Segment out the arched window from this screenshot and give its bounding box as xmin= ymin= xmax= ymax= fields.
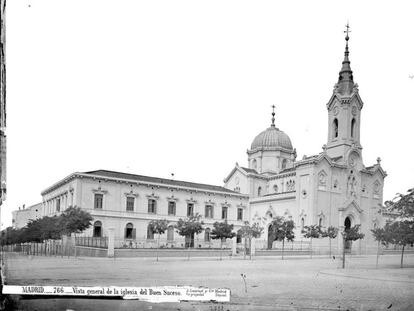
xmin=93 ymin=221 xmax=102 ymax=237
xmin=351 ymin=118 xmax=356 ymax=138
xmin=333 ymin=118 xmax=339 ymax=138
xmin=167 ymin=225 xmax=174 ymax=241
xmin=273 ymin=184 xmax=278 ymax=193
xmin=252 ymin=159 xmax=257 ymax=170
xmin=301 ymin=218 xmax=305 ymax=231
xmin=319 ymin=218 xmax=323 ymax=227
xmin=282 ymin=159 xmax=287 ymax=170
xmin=236 ymin=230 xmax=242 ymax=244
xmin=344 ymin=217 xmax=351 ymax=231
xmin=147 ymin=224 xmax=155 ymax=240
xmin=204 ymin=228 xmax=211 ymax=242
xmin=257 ymin=187 xmax=262 ymax=196
xmin=125 ymin=223 xmax=134 ymax=239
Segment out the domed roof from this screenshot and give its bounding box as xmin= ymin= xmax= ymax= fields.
xmin=250 ymin=126 xmax=293 ymax=151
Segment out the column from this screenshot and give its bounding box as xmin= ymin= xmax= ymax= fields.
xmin=251 ymin=238 xmax=256 ymax=256
xmin=232 ymin=236 xmax=237 ymax=256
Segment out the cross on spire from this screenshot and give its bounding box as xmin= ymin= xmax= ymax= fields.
xmin=344 ymin=22 xmax=351 ymax=40
xmin=271 ymin=105 xmax=276 ymax=127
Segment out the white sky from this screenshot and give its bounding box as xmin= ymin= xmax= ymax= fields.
xmin=2 ymin=0 xmax=414 ymax=228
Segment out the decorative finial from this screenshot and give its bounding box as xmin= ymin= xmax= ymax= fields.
xmin=376 ymin=157 xmax=381 ymax=165
xmin=344 ymin=22 xmax=351 ymax=41
xmin=271 ymin=105 xmax=276 ymax=127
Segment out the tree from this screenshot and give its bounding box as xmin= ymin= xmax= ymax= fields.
xmin=321 ymin=226 xmax=339 ymax=258
xmin=302 ymin=225 xmax=322 ymax=258
xmin=379 ymin=188 xmax=414 ymax=268
xmin=376 ymin=221 xmax=414 ymax=268
xmin=384 ymin=188 xmax=414 ymax=219
xmin=58 ymin=206 xmax=93 ymax=257
xmin=210 ymin=220 xmax=236 ymax=260
xmin=175 ymin=213 xmax=204 ymax=249
xmin=269 ymin=216 xmax=295 ymax=260
xmin=371 ymin=227 xmax=389 ymax=268
xmin=148 ymin=219 xmax=169 ymax=261
xmin=341 ymin=225 xmax=365 ymax=268
xmin=58 ymin=206 xmax=93 ymax=236
xmin=238 ymin=221 xmax=264 ymax=260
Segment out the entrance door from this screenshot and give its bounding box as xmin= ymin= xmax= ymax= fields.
xmin=344 ymin=217 xmax=352 ymax=253
xmin=267 ymin=225 xmax=274 ymax=249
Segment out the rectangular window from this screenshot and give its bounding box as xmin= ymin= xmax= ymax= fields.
xmin=237 ymin=208 xmax=243 ymax=221
xmin=168 ymin=201 xmax=176 ymax=216
xmin=205 ymin=205 xmax=213 ymax=218
xmin=148 ymin=199 xmax=157 ymax=214
xmin=56 ymin=198 xmax=61 ymax=212
xmin=222 ymin=206 xmax=228 ymax=219
xmin=94 ymin=194 xmax=103 ymax=209
xmin=126 ymin=197 xmax=134 ymax=211
xmin=187 ymin=203 xmax=194 ymax=217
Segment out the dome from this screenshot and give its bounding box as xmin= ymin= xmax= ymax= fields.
xmin=250 ymin=126 xmax=293 ymax=151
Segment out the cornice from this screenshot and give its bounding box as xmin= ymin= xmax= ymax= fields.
xmin=42 ymin=172 xmax=249 ymax=199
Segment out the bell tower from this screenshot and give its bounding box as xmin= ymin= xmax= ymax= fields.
xmin=326 ymin=24 xmax=364 ymax=161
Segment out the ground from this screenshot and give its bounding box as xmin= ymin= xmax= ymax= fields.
xmin=2 ymin=252 xmax=414 ymax=310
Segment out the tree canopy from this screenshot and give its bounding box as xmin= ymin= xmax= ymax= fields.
xmin=0 ymin=206 xmax=93 ymax=244
xmin=211 ymin=220 xmax=236 ymax=241
xmin=238 ymin=221 xmax=264 ymax=239
xmin=302 ymin=225 xmax=322 ymax=239
xmin=321 ymin=226 xmax=339 ymax=239
xmin=59 ymin=206 xmax=93 ymax=236
xmin=149 ymin=219 xmax=169 ymax=235
xmin=342 ymin=224 xmax=365 ymax=241
xmin=270 ymin=216 xmax=295 ymax=242
xmin=384 ymin=188 xmax=414 ymax=219
xmin=175 ymin=213 xmax=204 ymax=238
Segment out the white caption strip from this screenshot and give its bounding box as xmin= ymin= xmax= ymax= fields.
xmin=2 ymin=285 xmax=230 ymax=303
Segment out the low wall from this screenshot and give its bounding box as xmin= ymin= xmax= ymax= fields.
xmin=76 ymin=246 xmax=107 ymax=257
xmin=114 ymin=248 xmax=232 ymax=258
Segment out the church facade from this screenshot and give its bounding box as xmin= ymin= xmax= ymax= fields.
xmin=15 ymin=31 xmax=386 ymax=254
xmin=224 ymin=32 xmax=386 ymax=253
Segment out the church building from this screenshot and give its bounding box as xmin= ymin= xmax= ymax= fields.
xmin=16 ymin=29 xmax=386 ymax=254
xmin=224 ymin=29 xmax=386 ymax=252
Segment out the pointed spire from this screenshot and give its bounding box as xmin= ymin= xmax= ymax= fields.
xmin=271 ymin=105 xmax=276 ymax=127
xmin=337 ymin=22 xmax=354 ymax=95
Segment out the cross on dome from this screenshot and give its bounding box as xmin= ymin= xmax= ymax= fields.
xmin=271 ymin=105 xmax=276 ymax=127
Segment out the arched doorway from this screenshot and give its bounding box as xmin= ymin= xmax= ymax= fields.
xmin=93 ymin=221 xmax=102 ymax=237
xmin=344 ymin=217 xmax=352 ymax=252
xmin=267 ymin=224 xmax=274 ymax=249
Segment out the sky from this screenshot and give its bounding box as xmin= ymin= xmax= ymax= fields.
xmin=2 ymin=0 xmax=414 ymax=228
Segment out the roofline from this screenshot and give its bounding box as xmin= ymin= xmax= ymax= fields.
xmin=42 ymin=171 xmax=249 ymax=198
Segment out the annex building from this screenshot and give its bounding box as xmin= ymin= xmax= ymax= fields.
xmin=15 ymin=31 xmax=387 ymax=254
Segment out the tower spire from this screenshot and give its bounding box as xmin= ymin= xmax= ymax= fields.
xmin=271 ymin=105 xmax=276 ymax=127
xmin=337 ymin=22 xmax=354 ymax=95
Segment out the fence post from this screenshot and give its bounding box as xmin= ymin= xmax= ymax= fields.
xmin=107 ymin=228 xmax=115 ymax=258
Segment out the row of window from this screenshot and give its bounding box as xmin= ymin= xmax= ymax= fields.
xmin=92 ymin=220 xmax=223 ymax=242
xmin=332 ymin=117 xmax=357 ymax=139
xmin=94 ymin=194 xmax=244 ymax=220
xmin=257 ymin=180 xmax=296 ymax=197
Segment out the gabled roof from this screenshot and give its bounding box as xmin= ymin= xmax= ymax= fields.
xmin=42 ymin=169 xmax=245 ymax=196
xmin=83 ymin=170 xmax=240 ymax=194
xmin=241 ymin=167 xmax=258 ymax=174
xmin=223 ymin=164 xmax=260 ymax=184
xmin=361 ymin=164 xmax=387 ymax=178
xmin=295 ymin=152 xmax=347 ymax=170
